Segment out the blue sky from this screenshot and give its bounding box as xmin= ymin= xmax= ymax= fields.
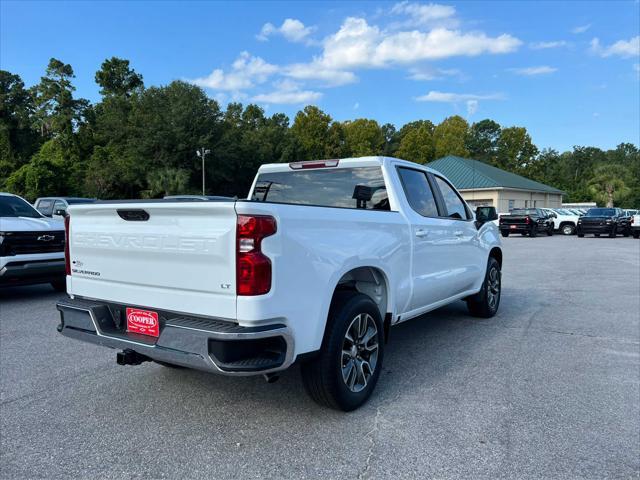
xmin=2 ymin=1 xmax=639 ymax=151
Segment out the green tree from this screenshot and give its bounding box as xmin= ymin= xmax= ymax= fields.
xmin=587 ymin=164 xmax=631 ymax=207
xmin=95 ymin=57 xmax=143 ymax=97
xmin=290 ymin=105 xmax=332 ymax=160
xmin=396 ymin=123 xmax=435 ymax=164
xmin=342 ymin=118 xmax=384 ymax=156
xmin=495 ymin=126 xmax=538 ymax=172
xmin=32 ymin=58 xmax=87 ymax=138
xmin=433 ymin=115 xmax=469 ymax=159
xmin=466 ymin=119 xmax=501 ymax=162
xmin=145 ymin=167 xmax=191 ymax=198
xmin=0 ymin=70 xmax=39 ymax=183
xmin=381 ymin=123 xmax=400 ymax=156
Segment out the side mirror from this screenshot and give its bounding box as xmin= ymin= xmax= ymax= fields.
xmin=475 ymin=206 xmax=498 ymax=228
xmin=54 ymin=209 xmax=67 ymax=217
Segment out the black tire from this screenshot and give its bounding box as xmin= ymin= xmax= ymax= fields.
xmin=501 ymin=231 xmax=509 ymax=237
xmin=623 ymin=230 xmax=630 ymax=237
xmin=595 ymin=234 xmax=600 ymax=237
xmin=608 ymin=227 xmax=616 ymax=238
xmin=633 ymin=231 xmax=639 ymax=239
xmin=466 ymin=257 xmax=501 ymax=318
xmin=301 ymin=292 xmax=384 ymax=411
xmin=561 ymin=223 xmax=575 ymax=235
xmin=154 ymin=360 xmax=186 ymax=369
xmin=529 ymin=226 xmax=537 ymax=238
xmin=547 ymin=225 xmax=553 ymax=236
xmin=50 ymin=279 xmax=66 ymax=292
xmin=577 ymin=233 xmax=585 ymax=238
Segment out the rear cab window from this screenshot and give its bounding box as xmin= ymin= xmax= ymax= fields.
xmin=396 ymin=167 xmax=439 ymax=217
xmin=251 ymin=166 xmax=390 ymax=211
xmin=432 ymin=175 xmax=471 ymax=220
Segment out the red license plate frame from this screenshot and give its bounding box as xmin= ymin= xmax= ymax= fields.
xmin=126 ymin=308 xmax=160 ymax=337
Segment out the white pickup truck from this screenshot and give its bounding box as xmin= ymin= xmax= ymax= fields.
xmin=57 ymin=157 xmax=503 ymax=411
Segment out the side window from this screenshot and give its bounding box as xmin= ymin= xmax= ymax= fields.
xmin=36 ymin=199 xmax=54 ymax=216
xmin=433 ymin=176 xmax=470 ymax=220
xmin=397 ymin=167 xmax=439 ymax=217
xmin=53 ymin=200 xmax=67 ymax=215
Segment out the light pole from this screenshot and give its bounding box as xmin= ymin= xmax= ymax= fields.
xmin=196 ymin=148 xmax=211 ymax=195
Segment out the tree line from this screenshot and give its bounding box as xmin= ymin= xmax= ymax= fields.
xmin=1 ymin=57 xmax=638 ymax=207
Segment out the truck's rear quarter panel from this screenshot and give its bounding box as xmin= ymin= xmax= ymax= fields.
xmin=235 ymin=200 xmax=411 ymax=355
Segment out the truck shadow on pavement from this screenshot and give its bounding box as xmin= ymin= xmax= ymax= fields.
xmin=147 ymin=299 xmax=499 ymax=417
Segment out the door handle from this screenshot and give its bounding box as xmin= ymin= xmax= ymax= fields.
xmin=415 ymin=229 xmax=429 ymax=238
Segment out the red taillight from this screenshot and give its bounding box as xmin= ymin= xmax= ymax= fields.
xmin=525 ymin=216 xmax=530 ymax=224
xmin=236 ymin=215 xmax=276 ymax=296
xmin=64 ymin=214 xmax=71 ymax=276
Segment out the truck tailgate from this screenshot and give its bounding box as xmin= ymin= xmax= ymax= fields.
xmin=67 ymin=201 xmax=237 ymax=319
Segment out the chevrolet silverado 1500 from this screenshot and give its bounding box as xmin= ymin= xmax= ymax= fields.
xmin=57 ymin=157 xmax=503 ymax=411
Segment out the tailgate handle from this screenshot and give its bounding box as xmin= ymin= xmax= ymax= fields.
xmin=117 ymin=209 xmax=150 ymax=221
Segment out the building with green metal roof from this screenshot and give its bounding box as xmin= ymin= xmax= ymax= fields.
xmin=428 ymin=155 xmax=564 ymax=213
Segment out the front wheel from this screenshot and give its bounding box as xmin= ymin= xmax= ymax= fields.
xmin=301 ymin=292 xmax=384 ymax=411
xmin=501 ymin=231 xmax=509 ymax=237
xmin=561 ymin=224 xmax=575 ymax=235
xmin=466 ymin=257 xmax=501 ymax=318
xmin=608 ymin=227 xmax=616 ymax=238
xmin=577 ymin=233 xmax=585 ymax=238
xmin=529 ymin=226 xmax=538 ymax=238
xmin=547 ymin=226 xmax=553 ymax=236
xmin=633 ymin=231 xmax=639 ymax=239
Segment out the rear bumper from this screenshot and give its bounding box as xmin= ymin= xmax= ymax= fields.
xmin=499 ymin=225 xmax=531 ymax=234
xmin=56 ymin=297 xmax=295 ymax=376
xmin=0 ymin=258 xmax=65 ymax=286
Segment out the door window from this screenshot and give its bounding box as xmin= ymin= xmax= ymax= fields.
xmin=53 ymin=200 xmax=67 ymax=215
xmin=433 ymin=176 xmax=470 ymax=220
xmin=397 ymin=168 xmax=439 ymax=217
xmin=36 ymin=199 xmax=54 ymax=216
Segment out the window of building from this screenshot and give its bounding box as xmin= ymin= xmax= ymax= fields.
xmin=508 ymin=200 xmax=515 ymax=211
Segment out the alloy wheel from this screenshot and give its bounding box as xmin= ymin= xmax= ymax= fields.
xmin=487 ymin=266 xmax=501 ymax=310
xmin=341 ymin=313 xmax=379 ymax=393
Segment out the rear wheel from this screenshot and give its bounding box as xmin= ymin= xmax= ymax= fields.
xmin=467 ymin=257 xmax=501 ymax=318
xmin=529 ymin=226 xmax=538 ymax=238
xmin=501 ymin=231 xmax=509 ymax=237
xmin=561 ymin=224 xmax=575 ymax=235
xmin=547 ymin=225 xmax=553 ymax=236
xmin=301 ymin=292 xmax=384 ymax=411
xmin=578 ymin=233 xmax=585 ymax=238
xmin=633 ymin=231 xmax=639 ymax=239
xmin=608 ymin=227 xmax=616 ymax=238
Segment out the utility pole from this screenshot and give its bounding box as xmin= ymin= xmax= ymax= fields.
xmin=196 ymin=148 xmax=211 ymax=195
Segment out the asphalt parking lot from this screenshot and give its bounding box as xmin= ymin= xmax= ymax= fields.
xmin=1 ymin=235 xmax=639 ymax=479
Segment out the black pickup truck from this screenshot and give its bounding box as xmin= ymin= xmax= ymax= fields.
xmin=499 ymin=208 xmax=554 ymax=237
xmin=577 ymin=207 xmax=627 ymax=237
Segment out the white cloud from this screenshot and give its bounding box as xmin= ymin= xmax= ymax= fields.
xmin=466 ymin=99 xmax=478 ymax=116
xmin=257 ymin=18 xmax=315 ymax=43
xmin=353 ymin=102 xmax=360 ymax=110
xmin=509 ymin=65 xmax=558 ymax=75
xmin=571 ymin=24 xmax=591 ymax=34
xmin=529 ymin=41 xmax=568 ymax=50
xmin=318 ymin=17 xmax=521 ymax=70
xmin=283 ymin=63 xmax=357 ymax=87
xmin=590 ymin=36 xmax=640 ymax=58
xmin=190 ymin=52 xmax=278 ymax=91
xmin=252 ymin=80 xmax=322 ymax=104
xmin=415 ymin=91 xmax=505 ymax=102
xmin=407 ymin=66 xmax=462 ymax=80
xmin=390 ymin=2 xmax=459 ymax=28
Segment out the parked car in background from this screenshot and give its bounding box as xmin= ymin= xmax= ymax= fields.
xmin=545 ymin=208 xmax=580 ymax=235
xmin=34 ymin=197 xmax=96 ymax=219
xmin=499 ymin=208 xmax=554 ymax=237
xmin=56 ymin=156 xmax=503 ymax=411
xmin=0 ymin=193 xmax=66 ymax=291
xmin=577 ymin=208 xmax=626 ymax=238
xmin=631 ymin=212 xmax=640 ymax=239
